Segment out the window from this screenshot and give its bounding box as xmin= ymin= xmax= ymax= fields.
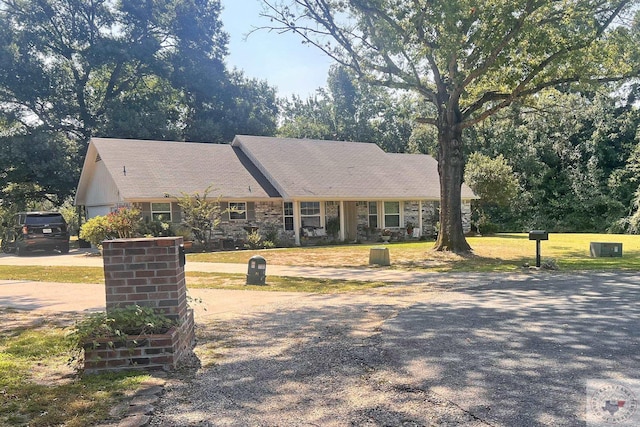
xmin=283 ymin=202 xmax=294 ymax=231
xmin=384 ymin=202 xmax=400 ymax=227
xmin=229 ymin=202 xmax=247 ymax=220
xmin=151 ymin=203 xmax=172 ymax=222
xmin=300 ymin=201 xmax=321 ymax=228
xmin=368 ymin=202 xmax=378 ymax=228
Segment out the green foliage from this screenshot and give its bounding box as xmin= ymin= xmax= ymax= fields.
xmin=0 ymin=132 xmax=81 ymax=208
xmin=259 ymin=222 xmax=281 ymax=246
xmin=278 ymin=65 xmax=417 ymax=152
xmin=244 ymin=230 xmax=263 ymax=249
xmin=466 ymin=90 xmax=640 ymax=232
xmin=139 ymin=220 xmax=174 ymax=238
xmin=262 ymin=240 xmax=276 ymax=249
xmin=0 ymin=0 xmax=277 ymax=210
xmin=106 ymin=207 xmax=142 ymax=239
xmin=59 ymin=198 xmax=82 ymax=236
xmin=263 ymin=0 xmax=640 ymax=251
xmin=326 ymin=216 xmax=341 ymax=238
xmin=465 ymin=153 xmax=518 ymax=207
xmin=79 ymin=215 xmax=112 ymax=248
xmin=613 ymin=187 xmax=640 ymax=234
xmin=171 ymin=185 xmax=223 ymax=250
xmin=79 ymin=207 xmax=143 ymax=246
xmin=68 ymin=305 xmax=177 ymax=365
xmin=465 ymin=152 xmax=519 ymax=233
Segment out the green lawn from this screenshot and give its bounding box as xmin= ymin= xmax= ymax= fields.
xmin=186 ymin=233 xmax=640 ymax=272
xmin=0 ymin=311 xmax=149 ymax=427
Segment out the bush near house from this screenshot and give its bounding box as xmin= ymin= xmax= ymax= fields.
xmin=79 ymin=207 xmax=143 ymax=247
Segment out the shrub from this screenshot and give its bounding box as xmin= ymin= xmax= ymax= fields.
xmin=107 ymin=207 xmax=142 ymax=238
xmin=79 ymin=215 xmax=112 ymax=247
xmin=245 ymin=230 xmax=263 ymax=249
xmin=262 ymin=240 xmax=276 ymax=249
xmin=79 ymin=207 xmax=143 ymax=247
xmin=260 ymin=222 xmax=281 ymax=246
xmin=139 ymin=220 xmax=174 ymax=237
xmin=171 ymin=185 xmax=223 ymax=250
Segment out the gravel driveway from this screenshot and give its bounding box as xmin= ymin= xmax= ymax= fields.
xmin=149 ymin=272 xmax=640 ymax=426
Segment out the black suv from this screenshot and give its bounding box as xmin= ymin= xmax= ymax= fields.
xmin=1 ymin=212 xmax=70 ymax=255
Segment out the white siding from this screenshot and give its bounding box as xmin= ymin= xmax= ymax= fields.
xmin=83 ymin=160 xmax=121 ymax=211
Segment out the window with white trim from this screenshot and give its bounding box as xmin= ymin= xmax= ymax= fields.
xmin=368 ymin=202 xmax=378 ymax=228
xmin=384 ymin=201 xmax=400 ymax=227
xmin=229 ymin=202 xmax=247 ymax=220
xmin=283 ymin=202 xmax=294 ymax=231
xmin=151 ymin=203 xmax=172 ymax=222
xmin=300 ymin=202 xmax=321 ymax=228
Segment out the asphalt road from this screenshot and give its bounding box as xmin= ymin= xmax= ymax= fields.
xmin=381 ymin=272 xmax=640 ymax=426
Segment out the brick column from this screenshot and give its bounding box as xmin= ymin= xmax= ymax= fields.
xmin=96 ymin=237 xmax=194 ymax=372
xmin=102 ymin=237 xmax=187 ymax=322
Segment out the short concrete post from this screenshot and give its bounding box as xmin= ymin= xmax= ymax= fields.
xmin=369 ymin=246 xmax=390 ymax=266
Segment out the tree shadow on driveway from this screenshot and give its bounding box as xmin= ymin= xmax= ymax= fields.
xmin=150 ymin=272 xmax=640 ymax=426
xmin=383 ymin=272 xmax=640 ymax=426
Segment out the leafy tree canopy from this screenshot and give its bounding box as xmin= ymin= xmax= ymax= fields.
xmin=261 ymin=0 xmax=640 ymax=251
xmin=0 ymin=0 xmax=277 ymax=208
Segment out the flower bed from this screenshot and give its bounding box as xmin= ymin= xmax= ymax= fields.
xmin=83 ymin=309 xmax=194 ymax=375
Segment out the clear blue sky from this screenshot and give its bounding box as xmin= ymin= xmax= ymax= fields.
xmin=220 ymin=0 xmax=333 ymax=99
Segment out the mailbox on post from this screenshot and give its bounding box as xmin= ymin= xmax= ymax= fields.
xmin=247 ymin=255 xmax=267 ymax=285
xmin=528 ymin=230 xmax=548 ymax=268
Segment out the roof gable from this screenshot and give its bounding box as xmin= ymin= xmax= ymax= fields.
xmin=76 ymin=138 xmax=280 ymax=202
xmin=233 ymin=135 xmax=476 ymax=200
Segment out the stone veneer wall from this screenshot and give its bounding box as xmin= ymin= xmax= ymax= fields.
xmin=217 ymin=201 xmax=294 ymax=245
xmin=85 ymin=237 xmax=194 ymax=374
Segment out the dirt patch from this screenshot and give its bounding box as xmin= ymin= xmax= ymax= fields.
xmin=0 ymin=308 xmax=80 ymax=385
xmin=0 ymin=308 xmax=79 ymax=334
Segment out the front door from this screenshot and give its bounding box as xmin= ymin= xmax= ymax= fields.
xmin=343 ymin=202 xmax=358 ymax=241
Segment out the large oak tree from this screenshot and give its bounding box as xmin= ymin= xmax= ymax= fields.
xmin=261 ymin=0 xmax=640 ymax=251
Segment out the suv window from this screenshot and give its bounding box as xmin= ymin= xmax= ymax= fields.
xmin=24 ymin=214 xmax=66 ymax=226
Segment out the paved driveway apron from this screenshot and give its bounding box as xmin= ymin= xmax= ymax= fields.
xmin=148 ymin=272 xmax=640 ymax=426
xmin=382 ymin=272 xmax=640 ymax=426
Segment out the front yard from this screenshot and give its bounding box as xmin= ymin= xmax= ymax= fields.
xmin=1 ymin=232 xmax=639 ymax=425
xmin=188 ymin=233 xmax=640 ymax=272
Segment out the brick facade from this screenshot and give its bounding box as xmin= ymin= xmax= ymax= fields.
xmin=129 ymin=200 xmax=471 ymax=247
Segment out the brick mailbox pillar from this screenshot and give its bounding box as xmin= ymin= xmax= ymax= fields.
xmin=86 ymin=237 xmax=195 ymax=374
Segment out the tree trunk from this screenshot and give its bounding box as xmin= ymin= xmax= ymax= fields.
xmin=434 ymin=114 xmax=472 ymax=252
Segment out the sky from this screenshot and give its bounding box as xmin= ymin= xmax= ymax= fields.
xmin=220 ymin=0 xmax=334 ymax=99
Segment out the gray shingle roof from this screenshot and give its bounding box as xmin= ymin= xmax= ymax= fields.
xmin=233 ymin=135 xmax=476 ymax=200
xmin=90 ymin=138 xmax=280 ymax=199
xmin=80 ymin=136 xmax=476 ymax=203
